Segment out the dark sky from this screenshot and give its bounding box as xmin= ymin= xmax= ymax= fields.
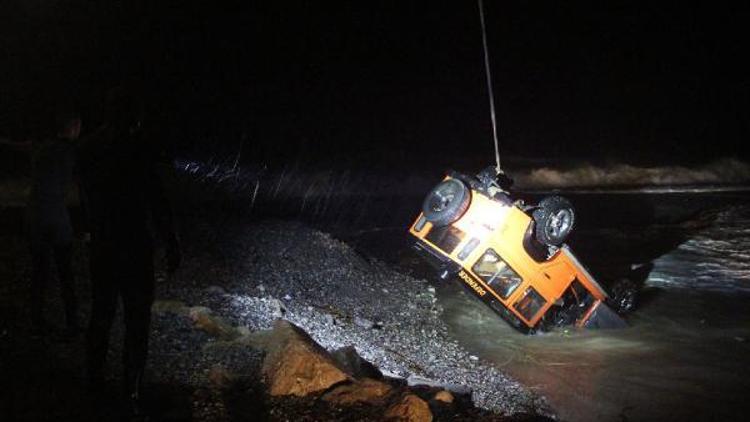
xmin=2 ymin=1 xmax=749 ymax=165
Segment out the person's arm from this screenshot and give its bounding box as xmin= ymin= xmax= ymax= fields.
xmin=0 ymin=136 xmax=32 ymax=153
xmin=147 ymin=159 xmax=181 ymax=273
xmin=73 ymin=161 xmax=91 ymax=241
xmin=71 ymin=123 xmax=109 ymax=149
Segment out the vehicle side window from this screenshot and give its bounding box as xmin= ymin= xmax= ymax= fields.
xmin=472 ymin=249 xmax=522 ymax=298
xmin=514 ymin=287 xmax=547 ymax=321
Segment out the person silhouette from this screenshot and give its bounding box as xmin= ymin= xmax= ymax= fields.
xmin=78 ymin=92 xmax=180 ymax=416
xmin=2 ymin=112 xmax=82 ymax=336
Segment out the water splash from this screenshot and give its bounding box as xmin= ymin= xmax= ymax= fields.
xmin=514 ymin=158 xmax=750 ymax=189
xmin=649 ymin=205 xmax=750 ymax=293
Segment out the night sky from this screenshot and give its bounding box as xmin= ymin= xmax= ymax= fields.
xmin=2 ymin=1 xmax=749 ymax=166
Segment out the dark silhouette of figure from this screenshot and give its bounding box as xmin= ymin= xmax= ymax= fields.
xmin=78 ymin=93 xmax=180 ymax=416
xmin=2 ymin=113 xmax=82 ymax=335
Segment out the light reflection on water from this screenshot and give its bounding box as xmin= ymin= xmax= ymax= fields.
xmin=440 ymin=283 xmax=750 ymax=421
xmin=439 ymin=205 xmax=750 ymax=421
xmin=344 ymin=197 xmax=750 ymax=421
xmin=649 ymin=205 xmax=750 ymax=293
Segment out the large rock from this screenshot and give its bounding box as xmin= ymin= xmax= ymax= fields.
xmin=432 ymin=390 xmax=454 ymax=404
xmin=407 ymin=375 xmax=472 ymax=397
xmin=207 ymin=365 xmax=235 ymax=390
xmin=188 ymin=306 xmax=240 ymax=340
xmin=152 ymin=300 xmax=188 ymax=315
xmin=322 ymin=378 xmax=393 ymax=405
xmin=385 ymin=393 xmax=433 ymax=422
xmin=331 ymin=345 xmax=383 ymax=380
xmin=261 ymin=320 xmax=351 ymax=396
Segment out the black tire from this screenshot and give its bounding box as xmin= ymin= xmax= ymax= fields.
xmin=608 ymin=279 xmax=637 ymax=314
xmin=422 ymin=179 xmax=471 ymax=227
xmin=532 ymin=196 xmax=575 ymax=246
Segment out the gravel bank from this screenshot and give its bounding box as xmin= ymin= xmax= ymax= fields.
xmin=0 ymin=213 xmax=554 ymax=420
xmin=164 ymin=217 xmax=554 ymax=417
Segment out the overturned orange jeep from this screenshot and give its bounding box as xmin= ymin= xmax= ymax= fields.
xmin=409 ymin=168 xmax=635 ymax=333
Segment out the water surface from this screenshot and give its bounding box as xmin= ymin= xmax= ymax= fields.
xmin=347 ymin=192 xmax=750 ymax=421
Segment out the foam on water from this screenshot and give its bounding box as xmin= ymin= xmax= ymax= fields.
xmin=648 ymin=205 xmax=750 ymax=293
xmin=514 ymin=158 xmax=750 ymax=189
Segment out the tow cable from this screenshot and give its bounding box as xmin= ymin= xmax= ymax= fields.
xmin=477 ymin=0 xmax=503 ymax=175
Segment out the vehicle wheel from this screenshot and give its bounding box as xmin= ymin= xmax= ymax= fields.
xmin=532 ymin=196 xmax=575 ymax=246
xmin=609 ymin=279 xmax=637 ymax=314
xmin=422 ymin=179 xmax=471 ymax=227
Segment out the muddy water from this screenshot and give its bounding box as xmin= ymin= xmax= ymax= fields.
xmin=344 ymin=192 xmax=750 ymax=421
xmin=439 ymin=281 xmax=750 ymax=421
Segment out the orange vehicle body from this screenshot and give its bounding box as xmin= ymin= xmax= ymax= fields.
xmin=409 ymin=174 xmax=617 ymax=332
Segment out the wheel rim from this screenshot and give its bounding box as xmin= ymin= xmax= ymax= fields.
xmin=545 ymin=209 xmax=572 ymax=239
xmin=429 ymin=184 xmax=458 ymax=212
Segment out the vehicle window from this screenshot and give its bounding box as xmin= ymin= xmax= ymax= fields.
xmin=425 ymin=225 xmax=465 ymax=254
xmin=514 ymin=287 xmax=547 ymax=322
xmin=472 ymin=249 xmax=522 ymax=298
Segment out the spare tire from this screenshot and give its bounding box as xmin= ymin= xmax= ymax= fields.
xmin=532 ymin=196 xmax=575 ymax=246
xmin=422 ymin=179 xmax=471 ymax=227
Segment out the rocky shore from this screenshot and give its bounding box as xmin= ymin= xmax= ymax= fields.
xmin=0 ymin=214 xmax=554 ymax=420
